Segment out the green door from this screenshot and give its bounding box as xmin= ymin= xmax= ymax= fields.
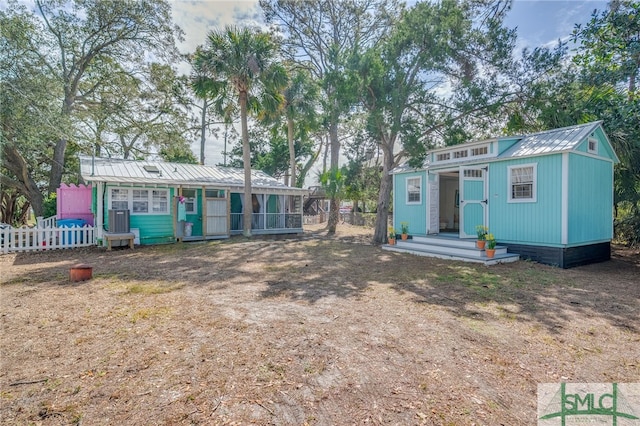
xmin=459 ymin=165 xmax=487 ymax=238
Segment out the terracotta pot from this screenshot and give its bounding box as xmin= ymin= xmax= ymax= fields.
xmin=485 ymin=248 xmax=496 ymax=258
xmin=476 ymin=240 xmax=486 ymax=249
xmin=388 ymin=238 xmax=396 ymax=245
xmin=401 ymin=233 xmax=408 ymax=241
xmin=70 ymin=264 xmax=93 ymax=282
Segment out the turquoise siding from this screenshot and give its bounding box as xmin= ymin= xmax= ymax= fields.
xmin=575 ymin=127 xmax=617 ymax=161
xmin=393 ymin=171 xmax=427 ymax=235
xmin=103 ymin=185 xmax=176 ymax=245
xmin=488 ymin=155 xmax=563 ymax=245
xmin=131 ymin=212 xmax=175 ymax=245
xmin=593 ymin=127 xmax=617 ymax=161
xmin=497 ymin=138 xmax=519 ymax=154
xmin=568 ymin=154 xmax=613 ymax=243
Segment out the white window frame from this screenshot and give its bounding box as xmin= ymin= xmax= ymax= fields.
xmin=471 ymin=146 xmax=489 ymax=156
xmin=132 ymin=189 xmax=149 ymax=213
xmin=587 ymin=137 xmax=598 ymax=154
xmin=182 ymin=189 xmax=198 ymax=214
xmin=151 ymin=190 xmax=168 ymax=213
xmin=109 ymin=187 xmax=170 ymax=215
xmin=110 ymin=188 xmax=129 ymax=210
xmin=507 ymin=164 xmax=537 ymax=203
xmin=453 ymin=150 xmax=468 ymax=159
xmin=406 ymin=176 xmax=422 ymax=204
xmin=436 ymin=152 xmax=450 ymax=162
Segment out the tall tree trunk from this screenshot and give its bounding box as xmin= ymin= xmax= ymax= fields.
xmin=373 ymin=144 xmax=394 ymax=244
xmin=327 ymin=119 xmax=340 ymax=234
xmin=287 ymin=116 xmax=296 ymax=187
xmin=322 ymin=134 xmax=329 ymax=173
xmin=298 ymin=138 xmax=323 ymax=188
xmin=48 ymin=97 xmax=74 ymax=194
xmin=48 ymin=138 xmax=67 ymax=194
xmin=200 ymin=98 xmax=207 ymax=165
xmin=240 ymin=91 xmax=252 ymax=237
xmin=2 ymin=144 xmax=45 ymax=217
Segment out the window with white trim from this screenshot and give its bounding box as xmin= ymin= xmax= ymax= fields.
xmin=133 ymin=189 xmax=149 ymax=213
xmin=471 ymin=146 xmax=488 ymax=156
xmin=463 ymin=169 xmax=483 ymax=178
xmin=508 ymin=164 xmax=537 ymax=202
xmin=406 ymin=177 xmax=421 ymax=204
xmin=109 ymin=188 xmax=169 ymax=214
xmin=454 ymin=150 xmax=468 ymax=159
xmin=182 ymin=189 xmax=197 ymax=214
xmin=436 ymin=152 xmax=450 ymax=161
xmin=152 ymin=190 xmax=168 ymax=213
xmin=111 ymin=188 xmax=129 ymax=210
xmin=587 ymin=137 xmax=598 ymax=154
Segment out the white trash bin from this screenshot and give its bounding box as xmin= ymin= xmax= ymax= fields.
xmin=184 ymin=222 xmax=193 ymax=237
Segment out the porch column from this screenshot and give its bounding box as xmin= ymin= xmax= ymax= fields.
xmin=96 ymin=181 xmax=104 ymax=240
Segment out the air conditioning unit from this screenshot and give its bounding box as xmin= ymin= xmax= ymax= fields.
xmin=108 ymin=209 xmax=130 ymax=233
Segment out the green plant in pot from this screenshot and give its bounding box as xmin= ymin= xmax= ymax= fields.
xmin=486 ymin=234 xmax=496 ymax=249
xmin=475 ymin=225 xmax=488 ymax=249
xmin=485 ymin=233 xmax=497 ymax=258
xmin=388 ymin=227 xmax=396 ymax=244
xmin=400 ymin=222 xmax=409 ymax=240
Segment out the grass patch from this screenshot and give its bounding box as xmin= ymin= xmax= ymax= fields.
xmin=0 ymin=276 xmax=31 ymax=285
xmin=125 ymin=282 xmax=183 ymax=295
xmin=1 ymin=274 xmax=58 ymax=286
xmin=131 ymin=306 xmax=171 ymax=323
xmin=506 ymin=267 xmax=558 ymax=287
xmin=435 ymin=265 xmax=502 ymax=297
xmin=263 ymin=264 xmax=290 ymax=272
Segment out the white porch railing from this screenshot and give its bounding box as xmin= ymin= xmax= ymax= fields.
xmin=1 ymin=223 xmax=97 ymax=254
xmin=230 ymin=213 xmax=302 ymax=232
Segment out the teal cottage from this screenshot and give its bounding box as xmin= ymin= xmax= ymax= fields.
xmin=79 ymin=156 xmax=307 ymax=247
xmin=388 ymin=121 xmax=619 ymax=268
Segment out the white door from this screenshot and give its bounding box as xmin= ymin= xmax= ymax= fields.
xmin=206 ymin=199 xmax=227 ymax=235
xmin=459 ymin=165 xmax=488 ymax=238
xmin=427 ymin=173 xmax=439 ymax=234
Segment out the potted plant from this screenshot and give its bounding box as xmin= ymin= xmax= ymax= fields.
xmin=400 ymin=222 xmax=409 ymax=240
xmin=475 ymin=225 xmax=488 ymax=249
xmin=485 ymin=233 xmax=496 ymax=258
xmin=388 ymin=227 xmax=396 ymax=245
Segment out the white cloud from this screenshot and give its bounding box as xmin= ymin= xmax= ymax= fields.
xmin=170 ymin=0 xmax=262 ymax=54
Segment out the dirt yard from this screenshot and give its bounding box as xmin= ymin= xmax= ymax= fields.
xmin=1 ymin=224 xmax=638 ymax=425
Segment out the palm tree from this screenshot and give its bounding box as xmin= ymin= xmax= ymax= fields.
xmin=192 ymin=27 xmax=286 ymax=236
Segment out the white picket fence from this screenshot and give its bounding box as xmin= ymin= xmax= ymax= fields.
xmin=1 ymin=217 xmax=97 ymax=254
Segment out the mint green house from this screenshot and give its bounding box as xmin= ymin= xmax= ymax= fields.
xmin=390 ymin=122 xmax=619 ymax=268
xmin=79 ymin=156 xmax=307 ymax=246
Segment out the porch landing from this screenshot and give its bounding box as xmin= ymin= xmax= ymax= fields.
xmin=382 ymin=235 xmax=520 ymax=265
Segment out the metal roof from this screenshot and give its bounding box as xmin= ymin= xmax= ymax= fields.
xmin=79 ymin=156 xmax=308 ymax=194
xmin=391 ymin=121 xmax=611 ymax=173
xmin=499 ymin=121 xmax=603 ymax=159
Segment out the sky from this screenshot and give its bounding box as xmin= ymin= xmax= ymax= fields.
xmin=2 ymin=0 xmax=608 ymax=170
xmin=170 ymin=0 xmax=607 ymax=55
xmin=169 ymin=0 xmax=608 ymax=168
